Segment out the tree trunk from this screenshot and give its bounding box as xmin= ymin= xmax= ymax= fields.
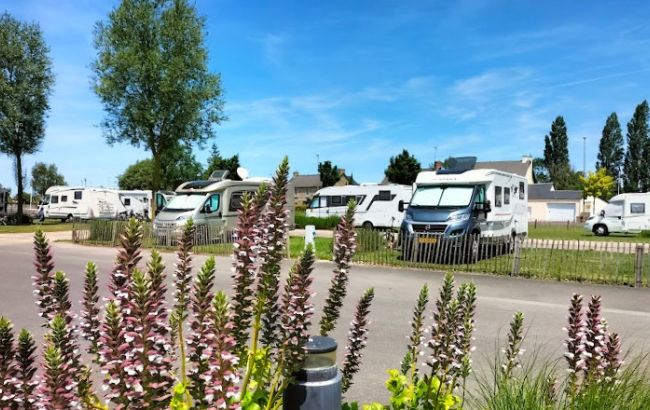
xmin=14 ymin=153 xmax=24 ymax=222
xmin=152 ymin=152 xmax=161 ymax=215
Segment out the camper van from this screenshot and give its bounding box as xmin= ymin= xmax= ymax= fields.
xmin=153 ymin=170 xmax=270 ymax=243
xmin=584 ymin=193 xmax=650 ymax=236
xmin=41 ymin=186 xmax=152 ymax=221
xmin=306 ymin=184 xmax=412 ymax=229
xmin=400 ymin=160 xmax=528 ymax=259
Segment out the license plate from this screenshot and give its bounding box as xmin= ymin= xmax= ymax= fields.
xmin=418 ymin=237 xmax=438 ymax=244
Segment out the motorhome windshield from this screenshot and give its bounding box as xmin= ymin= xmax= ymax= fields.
xmin=410 ymin=185 xmax=474 ymax=208
xmin=163 ymin=193 xmax=206 ymax=212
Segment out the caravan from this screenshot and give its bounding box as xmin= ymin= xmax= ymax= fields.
xmin=306 ymin=184 xmax=412 ymax=229
xmin=153 ymin=170 xmax=271 ymax=243
xmin=41 ymin=186 xmax=152 ymax=221
xmin=400 ymin=158 xmax=528 ymax=260
xmin=584 ymin=193 xmax=650 ymax=236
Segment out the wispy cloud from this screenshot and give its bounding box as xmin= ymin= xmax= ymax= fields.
xmin=260 ymin=33 xmax=285 ymax=67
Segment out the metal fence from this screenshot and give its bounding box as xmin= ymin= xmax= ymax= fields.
xmin=352 ymin=229 xmax=650 ymax=287
xmin=72 ymin=220 xmax=236 ymax=256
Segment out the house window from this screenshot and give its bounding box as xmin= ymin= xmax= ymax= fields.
xmin=504 ymin=187 xmax=510 ymax=205
xmin=519 ymin=182 xmax=525 ymax=200
xmin=494 ymin=187 xmax=502 ymax=207
xmin=630 ymin=203 xmax=645 ymax=214
xmin=61 ymin=196 xmax=68 ymax=202
xmin=331 ymin=196 xmax=342 ymax=206
xmin=51 ymin=195 xmax=59 ymax=204
xmin=74 ymin=191 xmax=82 ymax=200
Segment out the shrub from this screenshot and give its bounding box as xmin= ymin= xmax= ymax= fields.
xmin=294 ymin=213 xmax=340 ymax=229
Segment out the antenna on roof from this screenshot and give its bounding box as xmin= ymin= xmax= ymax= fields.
xmin=237 ymin=167 xmax=249 ymax=180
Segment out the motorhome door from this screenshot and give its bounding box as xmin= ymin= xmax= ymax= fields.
xmin=625 ymin=200 xmax=650 ymax=232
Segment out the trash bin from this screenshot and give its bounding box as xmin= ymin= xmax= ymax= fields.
xmin=283 ymin=336 xmax=341 ymax=410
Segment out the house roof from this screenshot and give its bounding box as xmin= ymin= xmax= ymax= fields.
xmin=289 ymin=174 xmax=322 ymax=189
xmin=528 ymin=183 xmax=582 ymax=201
xmin=473 ymin=160 xmax=531 ymax=178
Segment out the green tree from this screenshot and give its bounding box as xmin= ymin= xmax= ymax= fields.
xmin=623 ymin=100 xmax=649 ymax=192
xmin=118 ymin=159 xmax=153 ymax=190
xmin=580 ymin=168 xmax=615 ymax=214
xmin=119 ymin=144 xmax=203 ymax=190
xmin=543 ymin=116 xmax=572 ymax=189
xmin=203 ymin=144 xmax=241 ymax=180
xmin=385 ymin=149 xmax=421 ymax=185
xmin=0 ymin=13 xmax=54 ymax=220
xmin=318 ymin=160 xmax=340 ymax=187
xmin=93 ymin=0 xmax=224 ymax=210
xmin=596 ymin=113 xmax=624 ymax=179
xmin=31 ymin=162 xmax=66 ymax=196
xmin=532 ymin=157 xmax=550 ymax=183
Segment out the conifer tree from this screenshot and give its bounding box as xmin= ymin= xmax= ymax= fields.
xmin=596 ymin=113 xmax=624 ymax=180
xmin=623 ymin=101 xmax=649 ymax=192
xmin=543 ymin=116 xmax=572 ymax=189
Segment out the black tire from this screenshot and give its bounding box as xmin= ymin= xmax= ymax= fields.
xmin=362 ymin=221 xmax=374 ymax=230
xmin=593 ymin=224 xmax=608 ymax=237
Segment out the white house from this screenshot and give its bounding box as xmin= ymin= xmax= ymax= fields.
xmin=528 ymin=183 xmax=607 ymax=222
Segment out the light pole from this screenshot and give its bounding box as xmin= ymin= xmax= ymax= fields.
xmin=582 ymin=136 xmax=586 ymax=176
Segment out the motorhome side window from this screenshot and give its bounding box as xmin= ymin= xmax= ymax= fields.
xmin=51 ymin=195 xmax=59 ymax=204
xmin=504 ymin=187 xmax=510 ymax=205
xmin=229 ymin=191 xmax=255 ymax=212
xmin=631 ymin=203 xmax=645 ymax=214
xmin=378 ymin=190 xmax=391 ymax=201
xmin=519 ymin=182 xmax=525 ymax=199
xmin=331 ymin=196 xmax=342 ymax=206
xmin=124 ymin=198 xmax=131 ymax=206
xmin=74 ymin=191 xmax=82 ymax=200
xmin=61 ymin=196 xmax=67 ymax=202
xmin=494 ymin=186 xmax=502 ymax=207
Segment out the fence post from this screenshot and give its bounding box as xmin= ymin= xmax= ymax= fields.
xmin=635 ymin=245 xmax=644 ymax=288
xmin=511 ymin=236 xmax=521 ymax=276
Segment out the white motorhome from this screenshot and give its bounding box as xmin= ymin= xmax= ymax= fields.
xmin=584 ymin=192 xmax=650 ymax=236
xmin=306 ymin=184 xmax=412 ymax=229
xmin=153 ymin=170 xmax=271 ymax=242
xmin=41 ymin=186 xmax=152 ymax=221
xmin=400 ymin=163 xmax=528 ymax=260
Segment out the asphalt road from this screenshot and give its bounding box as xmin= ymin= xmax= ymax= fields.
xmin=1 ymin=232 xmax=650 ymax=403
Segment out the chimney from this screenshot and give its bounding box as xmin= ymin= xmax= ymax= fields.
xmin=521 ymin=155 xmax=533 ymax=163
xmin=293 ymin=171 xmax=300 ymax=177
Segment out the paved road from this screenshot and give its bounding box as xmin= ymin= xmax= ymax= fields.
xmin=1 ymin=233 xmax=650 ymax=403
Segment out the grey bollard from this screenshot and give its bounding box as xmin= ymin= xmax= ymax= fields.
xmin=283 ymin=336 xmax=341 ymax=410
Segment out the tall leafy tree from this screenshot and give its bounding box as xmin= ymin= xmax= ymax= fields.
xmin=385 ymin=149 xmax=421 ymax=185
xmin=203 ymin=144 xmax=241 ymax=180
xmin=543 ymin=116 xmax=572 ymax=189
xmin=93 ymin=0 xmax=224 ymax=210
xmin=596 ymin=113 xmax=624 ymax=179
xmin=623 ymin=100 xmax=649 ymax=192
xmin=0 ymin=13 xmax=54 ymax=220
xmin=318 ymin=160 xmax=340 ymax=187
xmin=31 ymin=162 xmax=66 ymax=196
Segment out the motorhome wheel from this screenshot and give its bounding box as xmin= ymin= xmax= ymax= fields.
xmin=362 ymin=221 xmax=374 ymax=230
xmin=593 ymin=224 xmax=608 ymax=236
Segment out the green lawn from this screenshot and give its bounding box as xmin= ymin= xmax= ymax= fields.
xmin=527 ymin=224 xmax=650 ymax=243
xmin=0 ymin=221 xmax=73 ymax=234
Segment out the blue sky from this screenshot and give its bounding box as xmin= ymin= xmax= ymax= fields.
xmin=1 ymin=0 xmax=650 ymax=192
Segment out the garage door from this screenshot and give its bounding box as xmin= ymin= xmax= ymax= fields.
xmin=547 ymin=203 xmax=576 ymax=222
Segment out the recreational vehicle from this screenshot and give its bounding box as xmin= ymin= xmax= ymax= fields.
xmin=584 ymin=192 xmax=650 ymax=236
xmin=153 ymin=170 xmax=270 ymax=243
xmin=41 ymin=186 xmax=152 ymax=221
xmin=400 ymin=158 xmax=528 ymax=260
xmin=306 ymin=184 xmax=412 ymax=229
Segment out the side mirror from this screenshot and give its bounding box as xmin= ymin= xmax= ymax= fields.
xmin=398 ymin=200 xmax=404 ymax=212
xmin=600 ymin=210 xmax=605 ymax=217
xmin=203 ymin=203 xmax=212 ymax=214
xmin=484 ymin=200 xmax=491 ymax=213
